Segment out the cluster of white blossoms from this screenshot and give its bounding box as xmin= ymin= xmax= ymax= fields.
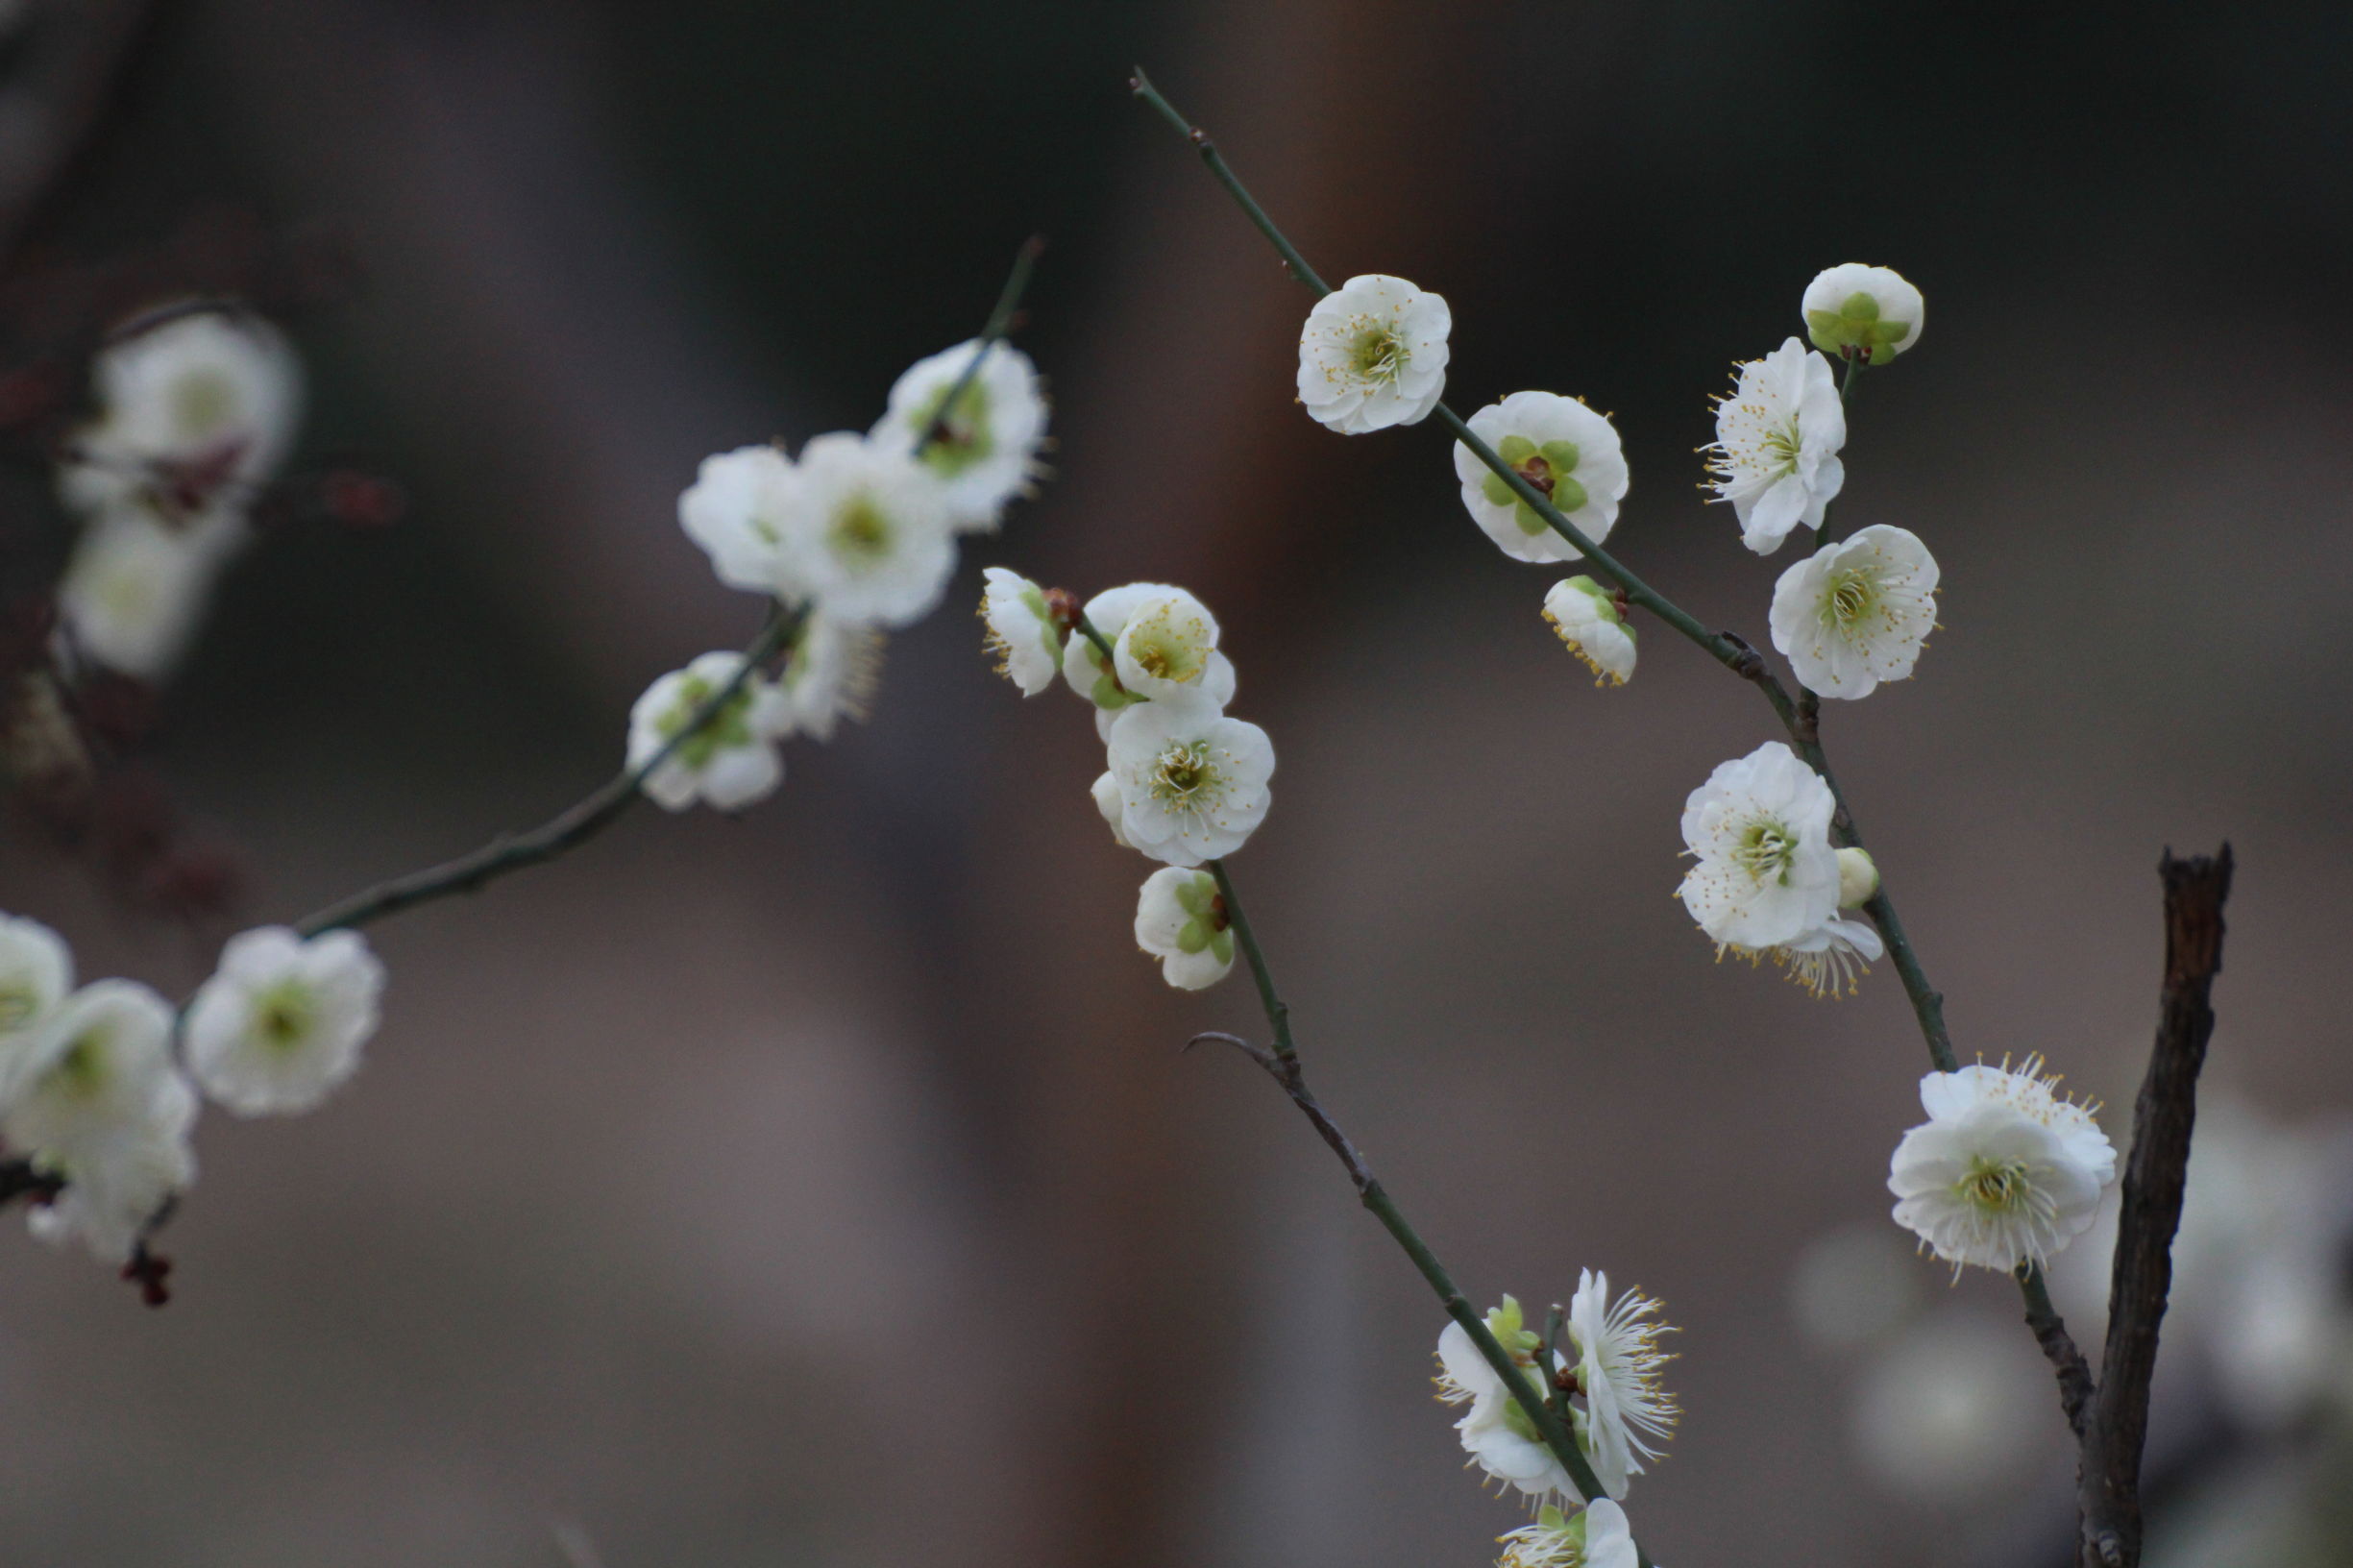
xmin=1704 ymin=264 xmax=1941 ymax=700
xmin=650 ymin=338 xmax=1048 ymax=810
xmin=0 ymin=911 xmax=381 ymax=1266
xmin=979 ymin=574 xmax=1273 ymax=992
xmin=1433 ymin=1282 xmax=1672 ymax=1567
xmin=1889 ymin=1058 xmax=2117 ymax=1275
xmin=54 ymin=308 xmax=306 ymax=680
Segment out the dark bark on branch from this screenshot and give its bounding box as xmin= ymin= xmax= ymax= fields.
xmin=2019 ymin=1263 xmax=2096 ymax=1437
xmin=2077 ymin=845 xmax=2233 ymax=1568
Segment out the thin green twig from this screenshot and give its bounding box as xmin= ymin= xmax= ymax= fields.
xmin=1127 ymin=68 xmax=1956 ymax=1076
xmin=1196 ymin=861 xmax=1616 ymax=1514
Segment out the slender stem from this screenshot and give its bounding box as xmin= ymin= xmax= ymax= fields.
xmin=295 ymin=607 xmax=798 ymax=937
xmin=1200 ymin=860 xmax=1617 ymax=1513
xmin=1076 ymin=612 xmax=1117 ymax=668
xmin=1130 ymin=70 xmax=1330 ymax=295
xmin=292 ymin=237 xmax=1050 ymax=940
xmin=1129 ymin=69 xmax=1958 ymax=1080
xmin=910 ymin=234 xmax=1045 ymax=457
xmin=1812 ymin=352 xmax=1866 ymax=546
xmin=1208 ymin=859 xmax=1292 ymax=1062
xmin=2017 ymin=1262 xmax=2096 ymax=1438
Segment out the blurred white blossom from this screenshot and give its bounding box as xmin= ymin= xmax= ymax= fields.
xmin=772 ymin=432 xmax=957 ymax=627
xmin=678 ymin=444 xmax=796 ymax=597
xmin=1296 ymin=274 xmax=1450 ymax=434
xmin=873 ymin=339 xmax=1048 ymax=530
xmin=55 ymin=508 xmax=245 ymax=680
xmin=0 ymin=913 xmax=73 ymax=1063
xmin=1 ymin=979 xmax=196 ymax=1262
xmin=184 ymin=926 xmax=385 ymax=1116
xmin=780 ymin=612 xmax=884 ymax=741
xmin=1851 ymin=1310 xmax=2051 ymax=1501
xmin=627 ymin=651 xmax=794 ymax=812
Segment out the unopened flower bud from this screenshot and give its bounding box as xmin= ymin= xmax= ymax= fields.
xmin=1836 ymin=846 xmax=1879 ymax=909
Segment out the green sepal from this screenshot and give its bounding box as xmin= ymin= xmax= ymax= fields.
xmin=1496 ymin=434 xmax=1538 ymax=465
xmin=1483 ymin=471 xmax=1518 ymax=509
xmin=1838 ymin=289 xmax=1881 ymax=324
xmin=1538 ymin=439 xmax=1581 ymax=475
xmin=1174 ymin=872 xmax=1216 ymax=918
xmin=1091 ymin=671 xmax=1140 ymax=710
xmin=1176 ymin=917 xmax=1212 ymax=955
xmin=1209 ymin=926 xmax=1235 ymax=965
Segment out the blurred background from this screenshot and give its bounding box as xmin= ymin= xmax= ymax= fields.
xmin=0 ymin=0 xmax=2347 ymax=1563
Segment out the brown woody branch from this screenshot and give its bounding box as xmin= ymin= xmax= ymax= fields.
xmin=2075 ymin=845 xmax=2233 ymax=1568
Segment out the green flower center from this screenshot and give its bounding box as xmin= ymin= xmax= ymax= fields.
xmin=171 ymin=369 xmax=239 ymax=442
xmin=1732 ymin=819 xmax=1797 ymax=885
xmin=0 ymin=982 xmax=39 ymax=1031
xmin=253 ymin=980 xmax=318 ymax=1053
xmin=1824 ymin=567 xmax=1878 ymax=628
xmin=1960 ymin=1156 xmax=2035 ymax=1213
xmin=1350 ymin=324 xmax=1406 ymax=386
xmin=830 ymin=498 xmax=895 ymax=566
xmin=44 ymin=1031 xmax=110 ymax=1101
xmin=1150 ymin=741 xmax=1217 ymax=809
xmin=1483 ymin=435 xmax=1589 ymax=535
xmin=916 ymin=378 xmax=994 ymax=479
xmin=657 ymin=674 xmax=758 ymax=771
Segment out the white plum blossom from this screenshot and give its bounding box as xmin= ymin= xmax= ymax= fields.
xmin=60 ymin=308 xmax=304 ymax=528
xmin=1496 ymin=1501 xmax=1638 ymax=1568
xmin=1062 ymin=582 xmax=1234 ymax=728
xmin=1540 ymin=576 xmax=1635 ymax=687
xmin=184 ymin=926 xmax=386 ymax=1116
xmin=0 ymin=912 xmax=72 ymax=1056
xmin=678 ymin=444 xmax=796 ymax=596
xmin=1113 ymin=588 xmax=1231 ymax=706
xmin=626 ymin=652 xmax=795 ymax=812
xmin=1677 ymin=741 xmax=1840 ymax=951
xmin=872 ymin=339 xmax=1049 ymax=529
xmin=57 ymin=505 xmax=246 ymax=680
xmin=1133 ymin=867 xmax=1234 ymax=990
xmin=1296 ymin=274 xmax=1451 ymax=434
xmin=1705 ymin=337 xmax=1847 ymax=554
xmin=1454 ymin=392 xmax=1630 ymax=565
xmin=772 ymin=431 xmax=957 ymax=627
xmin=1802 ymin=263 xmax=1924 ymax=365
xmin=1565 ymin=1270 xmax=1679 ymax=1500
xmin=1769 ymin=524 xmax=1939 ymax=699
xmin=1434 ymin=1297 xmax=1582 ymax=1507
xmin=2 ymin=979 xmax=196 ymax=1262
xmin=979 ymin=568 xmax=1065 ymax=696
xmin=779 ymin=612 xmax=885 ymax=742
xmin=1104 ymin=701 xmax=1274 ymax=868
xmin=1091 ymin=771 xmax=1133 ymax=849
xmin=1889 ymin=1058 xmax=2117 ymax=1274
